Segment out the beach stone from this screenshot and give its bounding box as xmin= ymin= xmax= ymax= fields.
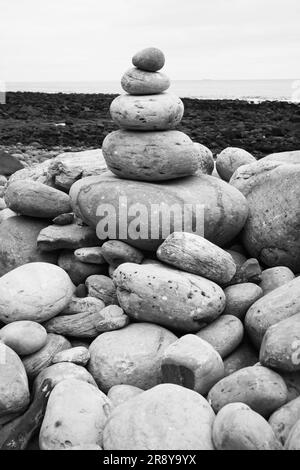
xmin=121 ymin=67 xmax=170 ymax=95
xmin=37 ymin=223 xmax=99 ymax=252
xmin=0 ymin=216 xmax=57 ymax=276
xmin=53 ymin=212 xmax=74 ymax=225
xmin=223 ymin=341 xmax=258 ymax=376
xmin=225 ymin=249 xmax=247 ymax=268
xmin=0 ymin=150 xmax=24 ymax=176
xmin=0 ymin=198 xmax=6 ymax=210
xmin=269 ymin=397 xmax=300 ymax=446
xmin=161 ymin=335 xmax=224 ymax=395
xmin=22 ymin=333 xmax=71 ymax=380
xmin=0 ymin=321 xmax=47 ymax=356
xmin=262 ymin=150 xmax=300 ymax=164
xmin=194 ymin=143 xmax=214 ymax=175
xmin=230 ymin=161 xmax=300 ymax=271
xmin=102 ymin=129 xmax=200 ymax=181
xmin=88 ymin=323 xmax=177 ymax=392
xmin=69 ymin=172 xmax=249 ymax=251
xmin=0 ymin=343 xmax=30 ymax=418
xmin=62 ymin=296 xmax=105 ymax=315
xmin=227 ymin=257 xmax=262 ymax=285
xmin=85 ymin=275 xmax=118 ymax=305
xmin=207 ymin=365 xmax=288 ymax=417
xmin=33 ymin=362 xmax=97 ymax=394
xmin=281 ymin=371 xmax=300 ymax=402
xmin=223 ymin=283 xmax=263 ymax=319
xmin=4 ymin=180 xmax=71 ymax=218
xmin=52 ymin=346 xmax=90 ymax=366
xmin=285 ymin=420 xmax=300 ymax=449
xmin=212 ymin=403 xmax=282 ymax=450
xmin=260 ymin=267 xmax=295 ymax=295
xmin=107 ymin=385 xmax=144 ymax=408
xmin=114 ymin=262 xmax=226 ymax=332
xmin=8 ymin=160 xmax=54 ymax=187
xmin=245 ymin=277 xmax=300 ymax=348
xmin=101 ymin=240 xmax=143 ymax=269
xmin=110 ymin=93 xmax=184 ymax=131
xmin=75 ymin=283 xmax=88 ymax=298
xmin=196 ymin=315 xmax=244 ymax=358
xmin=157 ymin=232 xmax=236 ymax=284
xmin=260 ymin=314 xmax=300 ymax=372
xmin=0 ymin=262 xmax=75 ymax=324
xmin=0 ymin=208 xmax=16 ymax=223
xmin=74 ymin=247 xmax=105 ymax=264
xmin=103 ymin=384 xmax=215 ymax=450
xmin=216 ymin=147 xmax=256 ymax=181
xmin=132 ymin=47 xmax=165 ymax=72
xmin=58 ymin=251 xmax=107 ymax=285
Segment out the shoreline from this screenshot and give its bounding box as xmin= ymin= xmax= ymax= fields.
xmin=0 ymin=92 xmax=299 ymax=164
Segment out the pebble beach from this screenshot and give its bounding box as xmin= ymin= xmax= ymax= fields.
xmin=0 ymin=46 xmax=300 ymax=452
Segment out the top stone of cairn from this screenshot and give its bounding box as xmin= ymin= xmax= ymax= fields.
xmin=132 ymin=47 xmax=165 ymax=72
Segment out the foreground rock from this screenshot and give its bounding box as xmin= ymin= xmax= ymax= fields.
xmin=70 ymin=172 xmax=248 ymax=251
xmin=213 ymin=403 xmax=282 ymax=450
xmin=245 ymin=277 xmax=300 ymax=348
xmin=157 ymin=232 xmax=236 ymax=284
xmin=113 ymin=262 xmax=226 ymax=332
xmin=88 ymin=323 xmax=177 ymax=392
xmin=4 ymin=180 xmax=71 ymax=218
xmin=0 ymin=321 xmax=47 ymax=356
xmin=216 ymin=147 xmax=255 ymax=181
xmin=103 ymin=384 xmax=215 ymax=450
xmin=0 ymin=216 xmax=57 ymax=276
xmin=0 ymin=150 xmax=24 ymax=176
xmin=0 ymin=343 xmax=30 ymax=419
xmin=121 ymin=68 xmax=170 ymax=95
xmin=269 ymin=397 xmax=300 ymax=446
xmin=107 ymin=385 xmax=144 ymax=408
xmin=37 ymin=223 xmax=99 ymax=252
xmin=260 ymin=266 xmax=295 ymax=295
xmin=161 ymin=335 xmax=224 ymax=394
xmin=39 ymin=379 xmax=111 ymax=450
xmin=110 ymin=93 xmax=184 ymax=131
xmin=207 ymin=365 xmax=288 ymax=418
xmin=102 ymin=130 xmax=200 ymax=181
xmin=230 ymin=160 xmax=300 ymax=271
xmin=0 ymin=262 xmax=74 ymax=324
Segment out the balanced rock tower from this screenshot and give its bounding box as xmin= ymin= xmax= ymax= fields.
xmin=102 ymin=47 xmax=202 ymax=181
xmin=70 ymin=48 xmax=249 ymax=251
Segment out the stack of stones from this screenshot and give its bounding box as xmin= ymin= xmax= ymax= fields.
xmin=102 ymin=47 xmax=211 ymax=181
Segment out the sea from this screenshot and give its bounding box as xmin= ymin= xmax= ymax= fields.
xmin=5 ymin=79 xmax=300 ymax=102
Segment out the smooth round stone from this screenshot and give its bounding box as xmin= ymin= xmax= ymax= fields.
xmin=110 ymin=93 xmax=184 ymax=131
xmin=121 ymin=67 xmax=170 ymax=95
xmin=69 ymin=172 xmax=249 ymax=252
xmin=0 ymin=216 xmax=57 ymax=276
xmin=194 ymin=143 xmax=214 ymax=175
xmin=0 ymin=208 xmax=16 ymax=224
xmin=260 ymin=267 xmax=295 ymax=295
xmin=102 ymin=130 xmax=200 ymax=181
xmin=230 ymin=161 xmax=300 ymax=271
xmin=4 ymin=180 xmax=72 ymax=219
xmin=196 ymin=315 xmax=244 ymax=358
xmin=88 ymin=323 xmax=177 ymax=392
xmin=103 ymin=384 xmax=215 ymax=450
xmin=0 ymin=262 xmax=75 ymax=324
xmin=0 ymin=321 xmax=47 ymax=356
xmin=52 ymin=346 xmax=90 ymax=366
xmin=85 ymin=275 xmax=117 ymax=305
xmin=223 ymin=283 xmax=263 ymax=319
xmin=101 ymin=240 xmax=144 ymax=269
xmin=216 ymin=147 xmax=256 ymax=181
xmin=0 ymin=344 xmax=30 ymax=418
xmin=74 ymin=247 xmax=105 ymax=265
xmin=262 ymin=150 xmax=300 ymax=165
xmin=132 ymin=47 xmax=165 ymax=72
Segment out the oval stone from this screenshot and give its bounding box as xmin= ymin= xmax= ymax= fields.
xmin=110 ymin=93 xmax=184 ymax=131
xmin=102 ymin=130 xmax=200 ymax=181
xmin=132 ymin=47 xmax=165 ymax=72
xmin=69 ymin=172 xmax=249 ymax=251
xmin=121 ymin=67 xmax=170 ymax=95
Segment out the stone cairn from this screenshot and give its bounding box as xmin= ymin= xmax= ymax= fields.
xmin=0 ymin=47 xmax=300 ymax=450
xmin=102 ymin=46 xmax=211 ymax=182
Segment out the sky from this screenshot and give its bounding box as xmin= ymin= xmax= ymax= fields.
xmin=1 ymin=0 xmax=300 ymax=81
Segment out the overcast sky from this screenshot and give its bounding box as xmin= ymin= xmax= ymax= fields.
xmin=1 ymin=0 xmax=299 ymax=81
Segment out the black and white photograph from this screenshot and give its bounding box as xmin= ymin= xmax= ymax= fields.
xmin=0 ymin=0 xmax=300 ymax=455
